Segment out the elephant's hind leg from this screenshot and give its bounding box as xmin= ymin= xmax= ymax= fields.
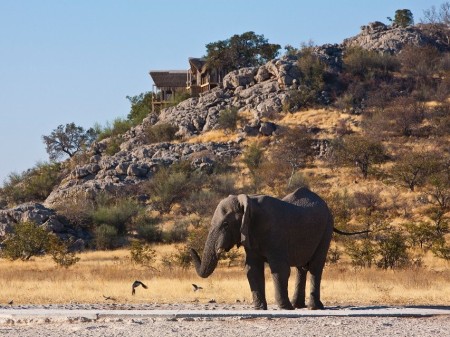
xmin=268 ymin=258 xmax=294 ymax=310
xmin=307 ymin=235 xmax=331 ymax=310
xmin=291 ymin=267 xmax=307 ymax=308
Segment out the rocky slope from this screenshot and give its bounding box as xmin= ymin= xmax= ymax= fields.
xmin=1 ymin=22 xmax=447 ymax=245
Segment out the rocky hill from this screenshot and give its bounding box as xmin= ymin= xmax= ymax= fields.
xmin=1 ymin=22 xmax=449 ymax=250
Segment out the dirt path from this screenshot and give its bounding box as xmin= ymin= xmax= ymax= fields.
xmin=0 ymin=304 xmax=448 ymax=337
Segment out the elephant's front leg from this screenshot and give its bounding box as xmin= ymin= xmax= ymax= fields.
xmin=268 ymin=258 xmax=294 ymax=310
xmin=245 ymin=254 xmax=267 ymax=310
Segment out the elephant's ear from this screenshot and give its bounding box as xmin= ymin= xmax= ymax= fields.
xmin=237 ymin=194 xmax=251 ymax=248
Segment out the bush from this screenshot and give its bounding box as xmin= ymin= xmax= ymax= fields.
xmin=48 ymin=236 xmax=80 ymax=268
xmin=0 ymin=162 xmax=62 ymax=205
xmin=343 ymin=47 xmax=399 ymax=81
xmin=144 ymin=123 xmax=178 ymax=144
xmin=376 ymin=231 xmax=410 ymax=269
xmin=329 ymin=134 xmax=386 ymax=179
xmin=144 ymin=166 xmax=198 ymax=213
xmin=181 ymin=189 xmax=221 ymax=217
xmin=129 ymin=240 xmax=157 ymax=268
xmin=344 ymin=239 xmax=377 ymax=268
xmin=217 ymin=108 xmax=239 ymax=132
xmin=326 ymin=245 xmax=341 ymax=264
xmin=165 ymin=219 xmax=190 ymax=243
xmin=91 ymin=198 xmax=141 ymax=235
xmin=431 ymin=239 xmax=450 ymax=260
xmin=103 ymin=136 xmax=123 ymax=156
xmin=242 ymin=142 xmax=264 ymax=175
xmin=208 ymin=174 xmax=237 ymax=196
xmin=97 ymin=118 xmax=133 ymax=141
xmin=53 ymin=195 xmax=95 ymax=228
xmin=94 ymin=224 xmax=120 ymax=250
xmin=132 ymin=213 xmax=162 ymax=243
xmin=1 ymin=222 xmax=51 ymax=260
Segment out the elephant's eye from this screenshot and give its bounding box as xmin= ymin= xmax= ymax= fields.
xmin=222 ymin=222 xmax=229 ymax=229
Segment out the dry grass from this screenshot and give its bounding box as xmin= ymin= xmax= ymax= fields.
xmin=279 ymin=108 xmax=362 ymax=137
xmin=186 ymin=130 xmax=237 ymax=144
xmin=1 ymin=247 xmax=448 ymax=307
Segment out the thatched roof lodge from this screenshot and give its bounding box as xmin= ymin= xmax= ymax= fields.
xmin=187 ymin=57 xmax=223 ymax=95
xmin=149 ymin=59 xmax=223 ymax=112
xmin=149 ymin=70 xmax=187 ymax=112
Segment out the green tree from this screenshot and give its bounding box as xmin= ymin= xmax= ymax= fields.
xmin=394 ymin=9 xmax=414 ymax=27
xmin=290 ymin=44 xmax=328 ymax=108
xmin=42 ymin=123 xmax=98 ymax=161
xmin=126 ymin=92 xmax=153 ymax=125
xmin=205 ymin=31 xmax=281 ymax=74
xmin=1 ymin=222 xmax=51 ymax=260
xmin=272 ymin=126 xmax=314 ymax=188
xmin=329 ymin=135 xmax=386 ymax=179
xmin=403 ymin=222 xmax=440 ymax=250
xmin=392 ymin=150 xmax=441 ymax=191
xmin=376 ymin=231 xmax=410 ymax=269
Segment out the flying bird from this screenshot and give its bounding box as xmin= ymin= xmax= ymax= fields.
xmin=192 ymin=284 xmax=203 ymax=292
xmin=132 ymin=280 xmax=148 ymax=295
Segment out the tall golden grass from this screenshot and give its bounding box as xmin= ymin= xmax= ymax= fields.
xmin=1 ymin=246 xmax=448 ymax=306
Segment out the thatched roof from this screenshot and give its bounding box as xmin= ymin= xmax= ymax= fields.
xmin=149 ymin=70 xmax=187 ymax=88
xmin=188 ymin=57 xmax=207 ymax=73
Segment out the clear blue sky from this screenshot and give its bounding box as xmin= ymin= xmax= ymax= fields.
xmin=0 ymin=0 xmax=441 ymax=184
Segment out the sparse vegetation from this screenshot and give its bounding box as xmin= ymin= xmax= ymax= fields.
xmin=143 ymin=122 xmax=178 ymax=144
xmin=2 ymin=6 xmax=450 ymax=307
xmin=0 ymin=161 xmax=62 ymax=206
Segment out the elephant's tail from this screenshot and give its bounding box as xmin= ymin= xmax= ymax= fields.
xmin=333 ymin=227 xmax=370 ymax=236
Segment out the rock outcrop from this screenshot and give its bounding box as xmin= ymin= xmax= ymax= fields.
xmin=0 ymin=203 xmax=89 ymax=250
xmin=343 ymin=21 xmax=450 ymax=53
xmin=44 ymin=141 xmax=241 ymax=208
xmin=42 ymin=22 xmax=448 ymax=209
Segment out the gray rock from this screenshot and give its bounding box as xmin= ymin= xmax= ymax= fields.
xmin=127 ymin=163 xmax=149 ymax=177
xmin=342 ymin=22 xmax=448 ymax=54
xmin=259 ymin=122 xmax=277 ymax=136
xmin=115 ymin=162 xmax=130 ymax=175
xmin=0 ymin=203 xmax=89 ymax=248
xmin=223 ymin=67 xmax=258 ymax=89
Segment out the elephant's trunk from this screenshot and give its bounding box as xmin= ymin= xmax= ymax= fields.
xmin=189 ymin=238 xmax=219 ymax=278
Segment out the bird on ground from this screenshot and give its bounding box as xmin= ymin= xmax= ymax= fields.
xmin=132 ymin=280 xmax=148 ymax=295
xmin=8 ymin=300 xmax=13 ymax=306
xmin=103 ymin=295 xmax=117 ymax=301
xmin=192 ymin=284 xmax=203 ymax=292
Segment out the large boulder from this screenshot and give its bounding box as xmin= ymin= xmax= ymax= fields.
xmin=223 ymin=67 xmax=258 ymax=89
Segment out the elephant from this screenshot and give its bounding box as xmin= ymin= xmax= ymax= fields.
xmin=190 ymin=187 xmax=367 ymax=310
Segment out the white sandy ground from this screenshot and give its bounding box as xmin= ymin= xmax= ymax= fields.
xmin=0 ymin=303 xmax=448 ymax=337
